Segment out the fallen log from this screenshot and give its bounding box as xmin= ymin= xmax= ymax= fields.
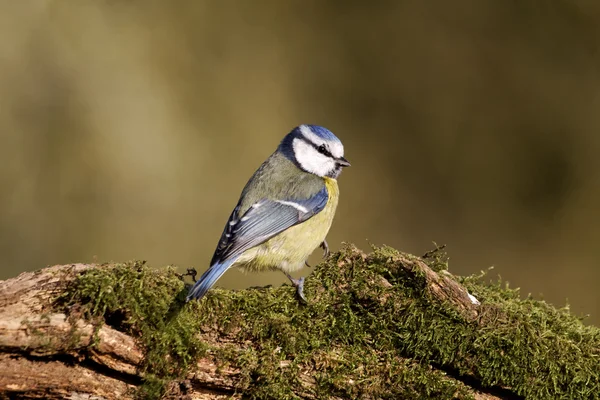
xmin=0 ymin=245 xmax=598 ymax=399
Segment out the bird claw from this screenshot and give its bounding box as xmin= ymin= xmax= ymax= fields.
xmin=177 ymin=268 xmax=198 ymax=282
xmin=293 ymin=277 xmax=307 ymax=303
xmin=285 ymin=273 xmax=307 ymax=303
xmin=186 ymin=268 xmax=198 ymax=282
xmin=320 ymin=240 xmax=330 ymax=259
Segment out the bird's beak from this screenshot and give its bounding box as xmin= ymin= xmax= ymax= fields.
xmin=337 ymin=157 xmax=351 ymax=167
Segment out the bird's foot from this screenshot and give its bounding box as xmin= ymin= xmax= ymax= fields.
xmin=285 ymin=273 xmax=307 ymax=303
xmin=186 ymin=268 xmax=198 ymax=282
xmin=177 ymin=268 xmax=198 ymax=282
xmin=320 ymin=240 xmax=330 ymax=259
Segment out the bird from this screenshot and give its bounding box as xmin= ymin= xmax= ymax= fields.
xmin=186 ymin=124 xmax=350 ymax=302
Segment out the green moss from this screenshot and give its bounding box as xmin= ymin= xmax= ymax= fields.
xmin=57 ymin=246 xmax=600 ymax=399
xmin=58 ymin=260 xmax=208 ymax=399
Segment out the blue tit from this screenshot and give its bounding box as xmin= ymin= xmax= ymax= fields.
xmin=187 ymin=124 xmax=350 ymax=302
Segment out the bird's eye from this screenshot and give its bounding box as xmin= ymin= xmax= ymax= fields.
xmin=317 ymin=145 xmax=328 ymax=155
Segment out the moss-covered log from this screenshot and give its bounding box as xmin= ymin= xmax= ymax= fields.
xmin=0 ymin=245 xmax=598 ymax=399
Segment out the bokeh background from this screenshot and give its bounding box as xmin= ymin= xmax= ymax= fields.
xmin=1 ymin=1 xmax=599 ymax=323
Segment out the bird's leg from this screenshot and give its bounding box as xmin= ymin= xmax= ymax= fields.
xmin=320 ymin=239 xmax=330 ymax=259
xmin=284 ymin=272 xmax=307 ymax=303
xmin=186 ymin=268 xmax=198 ymax=282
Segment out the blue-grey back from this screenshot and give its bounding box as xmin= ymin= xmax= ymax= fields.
xmin=238 ymin=152 xmax=325 ymax=214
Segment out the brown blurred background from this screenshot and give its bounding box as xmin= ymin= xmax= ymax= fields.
xmin=1 ymin=1 xmax=599 ymax=323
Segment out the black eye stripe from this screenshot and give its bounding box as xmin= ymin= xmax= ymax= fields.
xmin=299 ymin=137 xmax=334 ymax=158
xmin=316 ymin=143 xmax=333 ymax=157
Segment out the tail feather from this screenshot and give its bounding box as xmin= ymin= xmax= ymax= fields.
xmin=186 ymin=258 xmax=236 ymax=301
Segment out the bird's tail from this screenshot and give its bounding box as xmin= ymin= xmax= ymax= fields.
xmin=186 ymin=257 xmax=236 ymax=301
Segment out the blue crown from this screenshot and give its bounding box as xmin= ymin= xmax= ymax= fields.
xmin=302 ymin=124 xmax=340 ymax=142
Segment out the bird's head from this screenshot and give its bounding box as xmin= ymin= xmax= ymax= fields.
xmin=279 ymin=124 xmax=350 ymax=178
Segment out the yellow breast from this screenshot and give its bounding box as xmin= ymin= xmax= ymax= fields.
xmin=237 ymin=177 xmax=340 ymax=273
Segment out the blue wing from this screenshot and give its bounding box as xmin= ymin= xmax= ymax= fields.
xmin=186 ymin=186 xmax=329 ymax=301
xmin=211 ymin=185 xmax=329 ymax=265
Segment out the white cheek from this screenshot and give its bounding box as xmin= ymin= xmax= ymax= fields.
xmin=292 ymin=139 xmax=335 ymax=177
